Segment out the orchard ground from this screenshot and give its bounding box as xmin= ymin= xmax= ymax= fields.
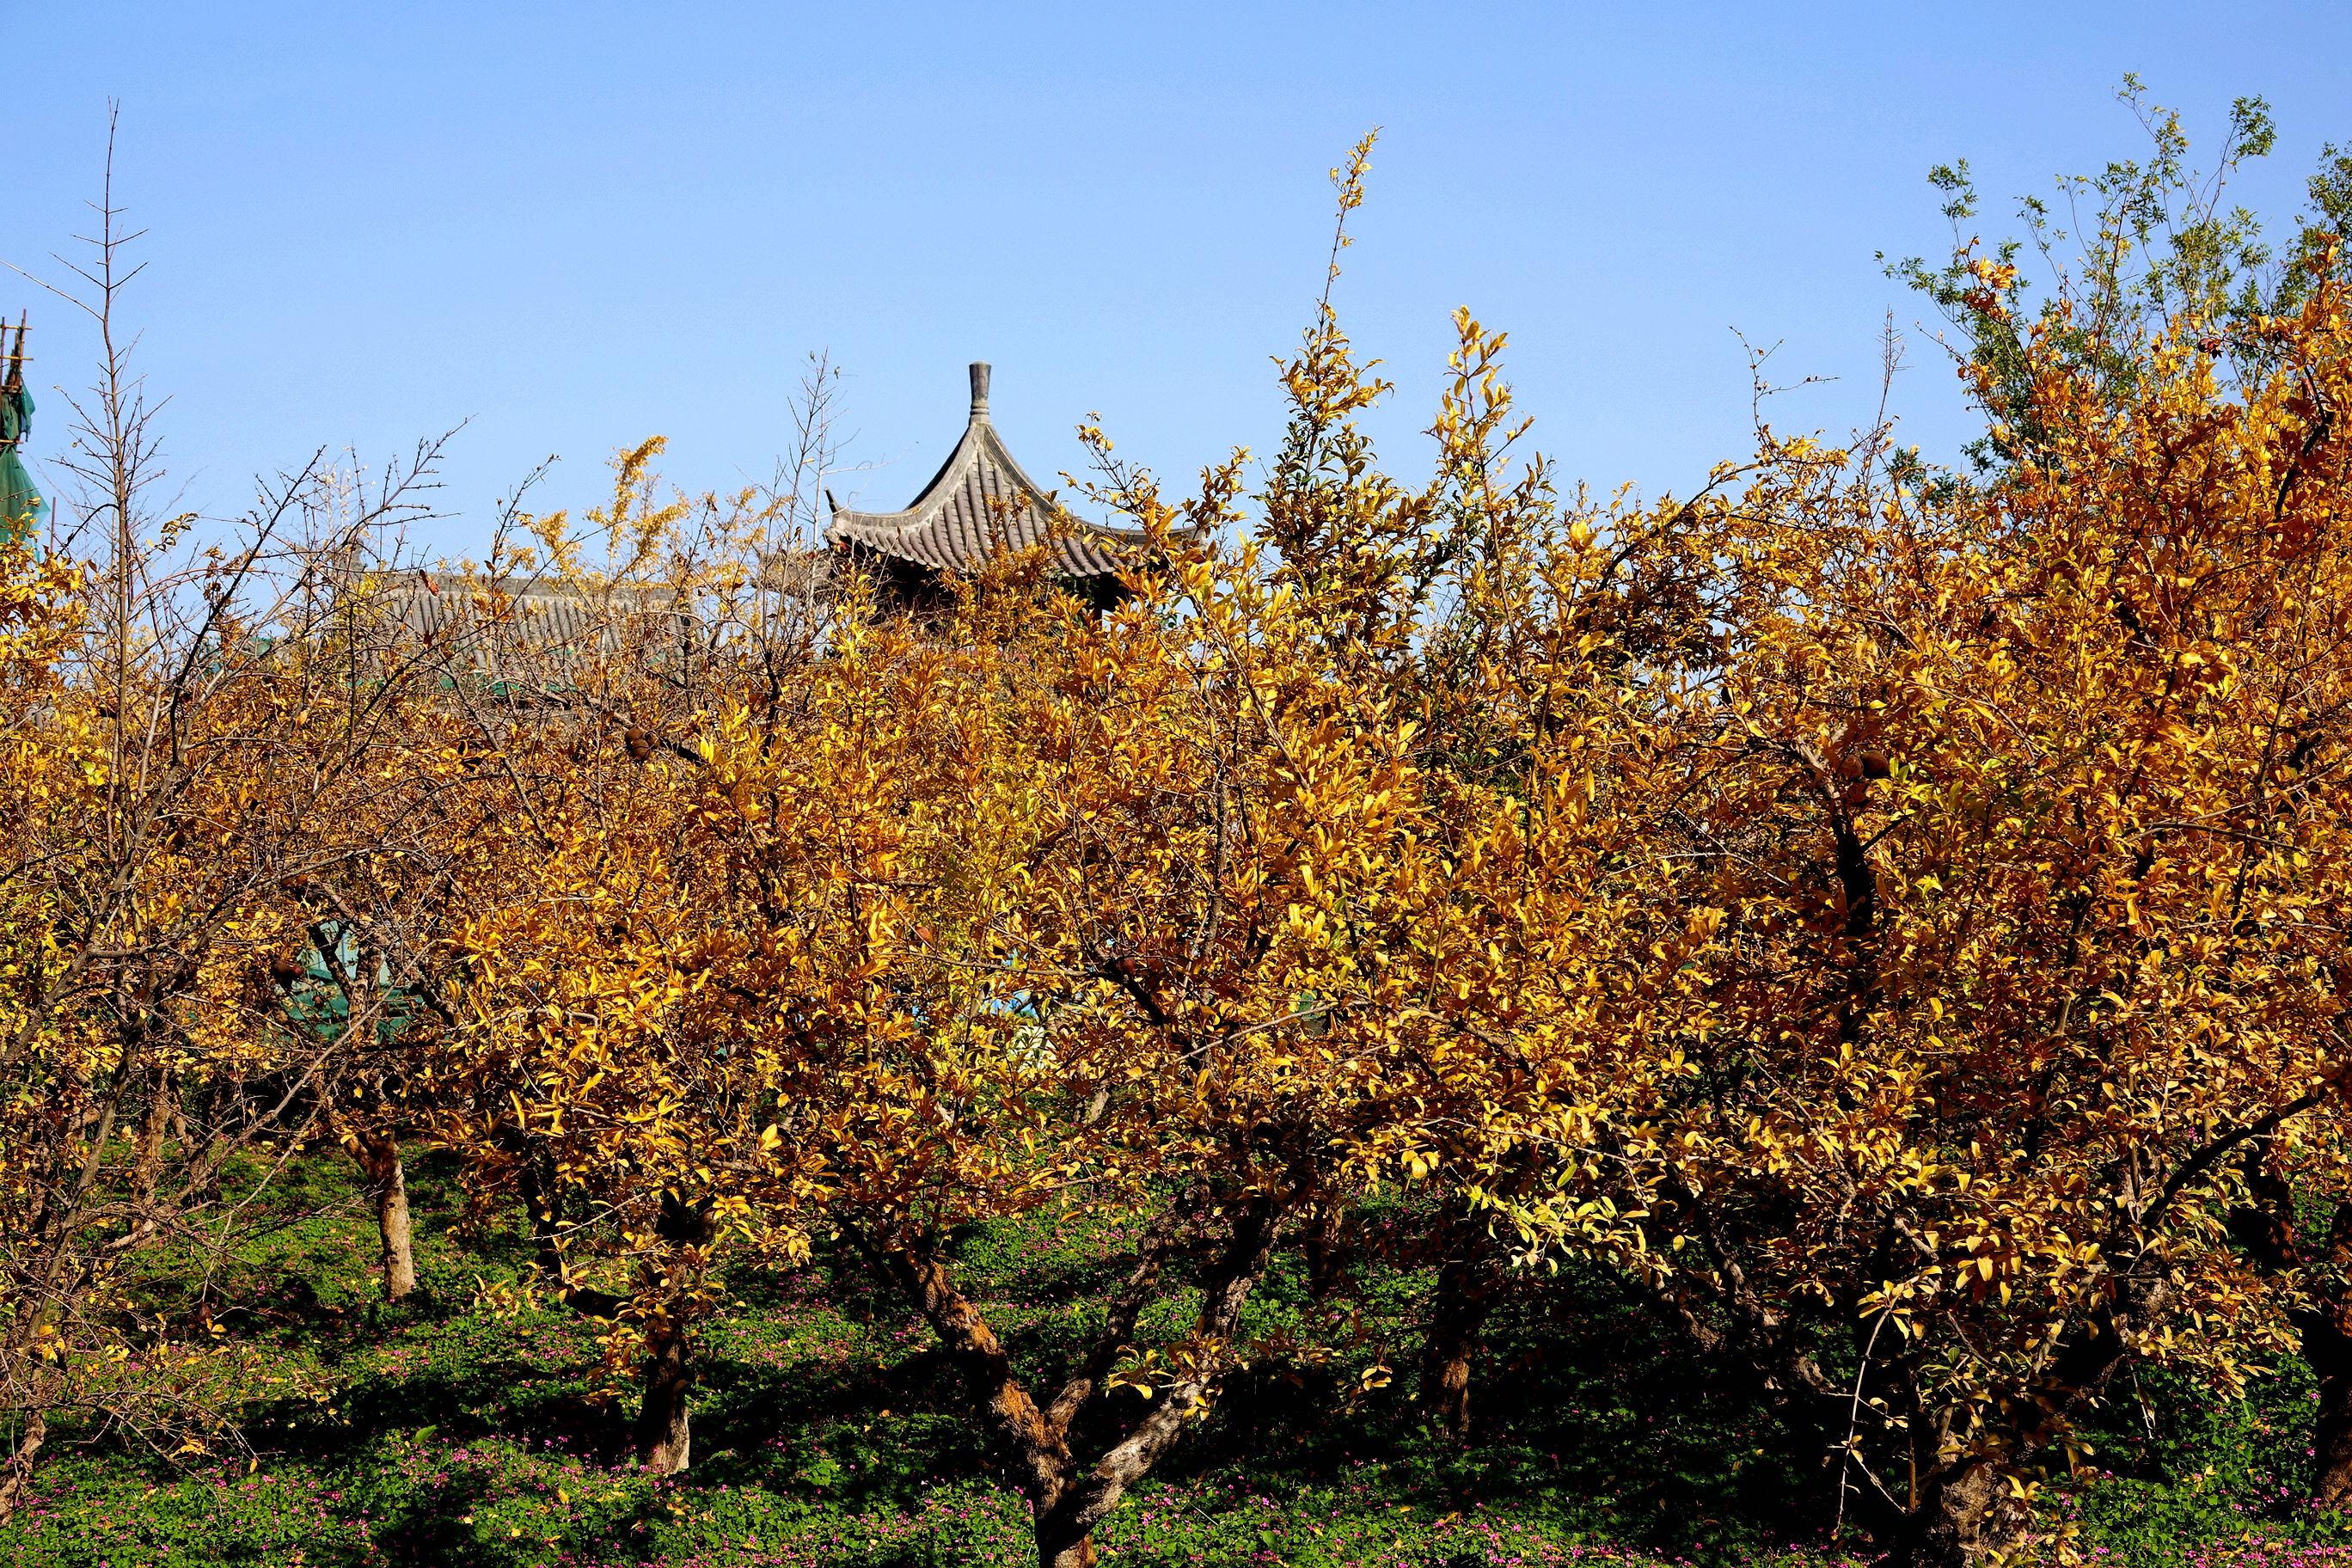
xmin=0 ymin=1150 xmax=2345 ymax=1567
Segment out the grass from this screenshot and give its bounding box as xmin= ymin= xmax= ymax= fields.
xmin=3 ymin=1148 xmax=2349 ymax=1565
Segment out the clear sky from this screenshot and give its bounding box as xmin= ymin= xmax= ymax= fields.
xmin=3 ymin=2 xmax=2349 ymax=556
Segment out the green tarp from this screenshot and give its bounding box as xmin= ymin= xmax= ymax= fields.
xmin=1 ymin=371 xmax=45 ymax=548
xmin=278 ymin=920 xmax=434 ymax=1048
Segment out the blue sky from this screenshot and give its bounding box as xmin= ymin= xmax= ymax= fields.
xmin=3 ymin=2 xmax=2349 ymax=556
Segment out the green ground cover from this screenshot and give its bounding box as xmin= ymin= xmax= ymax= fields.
xmin=4 ymin=1150 xmax=2350 ymax=1566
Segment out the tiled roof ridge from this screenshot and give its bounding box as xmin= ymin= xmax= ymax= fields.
xmin=402 ymin=569 xmax=675 ymax=601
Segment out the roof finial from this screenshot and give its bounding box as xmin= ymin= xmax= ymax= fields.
xmin=969 ymin=362 xmax=990 ymax=421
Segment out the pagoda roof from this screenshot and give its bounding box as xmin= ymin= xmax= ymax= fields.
xmin=825 ymin=364 xmax=1151 ymax=579
xmin=373 ymin=571 xmax=687 ymax=683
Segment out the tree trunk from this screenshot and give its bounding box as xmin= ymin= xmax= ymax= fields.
xmin=516 ymin=1148 xmax=567 ymax=1278
xmin=130 ymin=1063 xmax=175 ymax=1210
xmin=1303 ymin=1202 xmax=1349 ymax=1301
xmin=877 ymin=1243 xmax=1083 ymax=1541
xmin=2228 ymin=1148 xmax=2352 ymax=1510
xmin=1037 ymin=1509 xmax=1099 ymax=1568
xmin=1028 ymin=1193 xmax=1287 ymax=1565
xmin=0 ymin=1404 xmax=46 ymax=1522
xmin=2300 ymin=1201 xmax=2352 ymax=1509
xmin=634 ymin=1316 xmax=693 ymax=1472
xmin=363 ymin=1132 xmax=416 ymax=1302
xmin=126 ymin=1062 xmax=177 ymax=1249
xmin=1419 ymin=1217 xmax=1497 ymax=1441
xmin=188 ymin=1074 xmax=232 ymax=1210
xmin=2309 ymin=1309 xmax=2352 ymax=1510
xmin=868 ymin=1184 xmax=1289 ymax=1568
xmin=1866 ymin=1277 xmax=2166 ymax=1565
xmin=1883 ymin=1461 xmax=2029 ymax=1568
xmin=335 ymin=1115 xmax=416 ymax=1302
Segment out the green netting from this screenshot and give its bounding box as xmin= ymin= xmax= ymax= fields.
xmin=277 ymin=920 xmax=435 ymax=1047
xmin=1 ymin=381 xmax=46 ymax=547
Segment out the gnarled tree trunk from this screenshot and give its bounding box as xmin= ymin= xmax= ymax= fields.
xmin=1884 ymin=1461 xmax=2030 ymax=1568
xmin=1419 ymin=1242 xmax=1496 ymax=1442
xmin=1417 ymin=1199 xmax=1504 ymax=1442
xmin=870 ymin=1185 xmax=1287 ymax=1568
xmin=0 ymin=1402 xmax=47 ymax=1522
xmin=362 ymin=1132 xmax=416 ymax=1302
xmin=634 ymin=1314 xmax=693 ymax=1472
xmin=333 ymin=1110 xmax=416 ymax=1302
xmin=1867 ymin=1275 xmax=2171 ymax=1566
